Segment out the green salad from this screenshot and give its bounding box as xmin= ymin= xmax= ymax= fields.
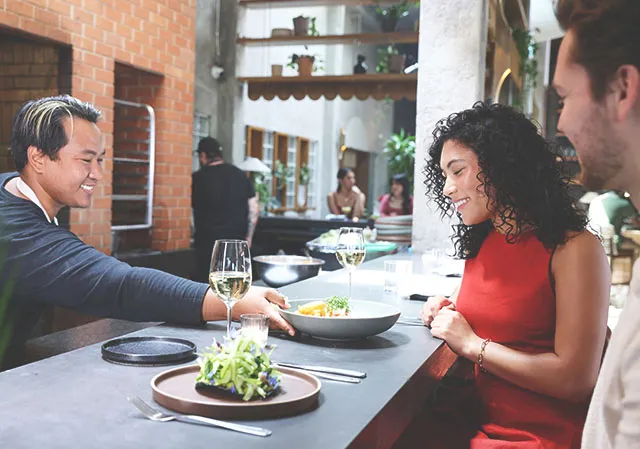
xmin=196 ymin=335 xmax=282 ymax=401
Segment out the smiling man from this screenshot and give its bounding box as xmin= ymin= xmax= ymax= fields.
xmin=554 ymin=1 xmax=640 ymax=447
xmin=0 ymin=95 xmax=293 ymax=370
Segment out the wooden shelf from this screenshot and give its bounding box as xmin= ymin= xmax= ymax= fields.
xmin=239 ymin=0 xmax=405 ymax=8
xmin=238 ymin=73 xmax=417 ymax=101
xmin=238 ymin=31 xmax=418 ymax=47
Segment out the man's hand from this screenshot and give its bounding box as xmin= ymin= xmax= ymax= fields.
xmin=233 ymin=286 xmax=295 ymax=336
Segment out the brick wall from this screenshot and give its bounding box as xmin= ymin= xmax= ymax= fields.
xmin=1 ymin=0 xmax=197 ymax=254
xmin=0 ymin=36 xmax=61 ymax=173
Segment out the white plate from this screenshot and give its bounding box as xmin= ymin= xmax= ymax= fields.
xmin=279 ymin=299 xmax=401 ymax=340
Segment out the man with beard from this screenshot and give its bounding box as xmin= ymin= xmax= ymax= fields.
xmin=554 ymin=1 xmax=640 ymax=447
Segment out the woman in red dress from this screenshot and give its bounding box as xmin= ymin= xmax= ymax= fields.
xmin=379 ymin=173 xmax=414 ymax=217
xmin=419 ymin=103 xmax=610 ymax=448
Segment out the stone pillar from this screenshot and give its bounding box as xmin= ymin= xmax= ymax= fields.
xmin=412 ymin=0 xmax=488 ymax=252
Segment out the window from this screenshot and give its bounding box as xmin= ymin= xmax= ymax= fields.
xmin=192 ymin=113 xmax=211 ymax=172
xmin=286 ymin=136 xmax=297 ymax=208
xmin=245 ymin=126 xmax=317 ymax=212
xmin=307 ymin=141 xmax=318 ymax=208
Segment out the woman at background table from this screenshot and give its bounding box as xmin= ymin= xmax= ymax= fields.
xmin=379 ymin=173 xmax=413 ymax=217
xmin=416 ymin=102 xmax=610 ymax=448
xmin=327 ymin=168 xmax=366 ymax=219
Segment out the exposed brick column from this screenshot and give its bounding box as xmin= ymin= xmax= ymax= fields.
xmin=0 ymin=38 xmax=61 ymax=173
xmin=1 ymin=0 xmax=197 ymax=255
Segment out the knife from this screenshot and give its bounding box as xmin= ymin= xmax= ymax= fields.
xmin=396 ymin=319 xmax=426 ymax=327
xmin=301 ymin=371 xmax=361 ymax=384
xmin=275 ymin=362 xmax=366 ymax=379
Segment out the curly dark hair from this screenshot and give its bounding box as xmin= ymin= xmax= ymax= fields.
xmin=423 ymin=102 xmax=587 ymax=259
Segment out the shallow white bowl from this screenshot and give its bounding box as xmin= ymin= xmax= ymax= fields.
xmin=279 ymin=299 xmax=401 ymax=340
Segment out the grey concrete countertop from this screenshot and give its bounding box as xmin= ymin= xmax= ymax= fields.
xmin=0 ymin=253 xmax=458 ymax=449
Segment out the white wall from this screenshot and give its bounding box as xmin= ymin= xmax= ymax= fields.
xmin=237 ymin=5 xmax=393 ymax=217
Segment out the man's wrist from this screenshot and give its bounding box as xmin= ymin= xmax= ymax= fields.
xmin=201 ymin=287 xmax=226 ymax=321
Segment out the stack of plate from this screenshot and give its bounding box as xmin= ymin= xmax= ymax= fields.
xmin=375 ymin=215 xmax=413 ymax=243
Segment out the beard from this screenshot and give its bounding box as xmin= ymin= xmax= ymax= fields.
xmin=573 ymin=108 xmax=625 ymax=191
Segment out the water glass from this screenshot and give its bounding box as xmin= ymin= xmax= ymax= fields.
xmin=240 ymin=314 xmax=270 ymax=347
xmin=384 ymin=260 xmax=413 ymax=293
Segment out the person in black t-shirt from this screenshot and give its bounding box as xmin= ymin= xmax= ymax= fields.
xmin=191 ymin=137 xmax=259 ymax=282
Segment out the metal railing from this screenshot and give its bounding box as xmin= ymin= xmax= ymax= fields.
xmin=111 ymin=99 xmax=156 ymax=231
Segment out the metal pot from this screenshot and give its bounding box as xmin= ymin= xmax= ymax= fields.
xmin=253 ymin=255 xmax=325 ymax=288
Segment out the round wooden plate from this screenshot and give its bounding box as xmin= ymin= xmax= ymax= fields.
xmin=151 ymin=365 xmax=321 ymax=420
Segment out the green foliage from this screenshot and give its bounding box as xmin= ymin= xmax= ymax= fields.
xmin=383 ymin=129 xmax=416 ymax=191
xmin=299 ymin=163 xmax=310 ymax=186
xmin=253 ymin=173 xmax=271 ymax=204
xmin=0 ymin=243 xmax=17 ymax=367
xmin=274 ymin=160 xmax=294 ymax=190
xmin=374 ymin=0 xmax=418 ymax=18
xmin=309 ymin=17 xmax=320 ymax=37
xmin=376 ymin=45 xmax=399 ymax=73
xmin=511 ymin=28 xmax=540 ymax=112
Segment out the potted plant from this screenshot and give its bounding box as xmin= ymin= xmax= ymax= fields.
xmin=252 ymin=173 xmax=271 ymax=214
xmin=375 ymin=1 xmax=418 ymax=32
xmin=297 ymin=163 xmax=310 ymax=208
xmin=376 ymin=45 xmax=406 ymax=73
xmin=383 ymin=129 xmax=416 ymax=191
xmin=274 ymin=160 xmax=294 ymax=203
xmin=287 ymin=54 xmax=317 ymax=77
xmin=293 ymin=15 xmax=310 ymax=36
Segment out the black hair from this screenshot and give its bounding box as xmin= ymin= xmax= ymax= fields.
xmin=391 ymin=173 xmax=411 ymax=215
xmin=424 ymin=102 xmax=587 ymax=259
xmin=10 ymin=95 xmax=101 ymax=172
xmin=336 ymin=167 xmax=354 ymax=193
xmin=197 ymin=137 xmax=223 ymax=162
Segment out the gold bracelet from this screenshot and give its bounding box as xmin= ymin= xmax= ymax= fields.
xmin=478 ymin=338 xmax=491 ymax=373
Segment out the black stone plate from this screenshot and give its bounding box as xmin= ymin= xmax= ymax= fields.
xmin=101 ymin=336 xmax=197 ymax=366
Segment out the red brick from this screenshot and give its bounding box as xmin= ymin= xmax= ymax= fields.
xmin=35 ymin=8 xmax=59 ymax=27
xmin=73 ymin=8 xmax=94 ymax=25
xmin=96 ymin=16 xmax=115 ymax=33
xmin=83 ymin=51 xmax=106 ymax=69
xmin=83 ymin=0 xmax=104 ymax=15
xmin=49 ymin=0 xmax=72 ymax=16
xmin=6 ymin=0 xmax=35 ymax=18
xmin=84 ymin=25 xmax=104 ymax=42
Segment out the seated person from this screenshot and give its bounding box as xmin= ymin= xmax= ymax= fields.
xmin=0 ymin=95 xmax=294 ymax=370
xmin=409 ymin=103 xmax=610 ymax=448
xmin=587 ymin=190 xmax=637 ymax=250
xmin=378 ymin=173 xmax=413 ymax=216
xmin=327 ymin=168 xmax=366 ymax=219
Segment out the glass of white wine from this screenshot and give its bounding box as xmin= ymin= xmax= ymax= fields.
xmin=209 ymin=239 xmax=252 ymax=340
xmin=336 ymin=227 xmax=366 ymax=300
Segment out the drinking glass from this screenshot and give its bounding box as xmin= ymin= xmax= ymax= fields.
xmin=240 ymin=314 xmax=270 ymax=347
xmin=335 ymin=227 xmax=366 ymax=300
xmin=209 ymin=239 xmax=252 ymax=339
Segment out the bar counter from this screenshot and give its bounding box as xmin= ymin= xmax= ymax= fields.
xmin=0 ymin=254 xmax=457 ymax=448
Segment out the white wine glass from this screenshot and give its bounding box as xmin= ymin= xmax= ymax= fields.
xmin=335 ymin=227 xmax=366 ymax=300
xmin=209 ymin=239 xmax=252 ymax=340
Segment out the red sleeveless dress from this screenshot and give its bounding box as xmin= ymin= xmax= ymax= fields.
xmin=456 ymin=230 xmax=588 ymax=448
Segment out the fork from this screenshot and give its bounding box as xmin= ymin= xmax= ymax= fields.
xmin=127 ymin=396 xmax=272 ymax=437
